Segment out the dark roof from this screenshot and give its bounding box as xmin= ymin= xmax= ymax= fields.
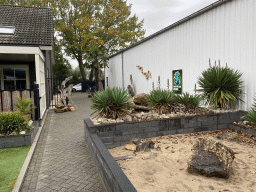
xmin=109 ymin=0 xmax=232 ymax=59
xmin=0 ymin=5 xmax=54 ymax=46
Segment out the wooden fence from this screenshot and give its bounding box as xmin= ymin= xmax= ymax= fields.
xmin=0 ymin=89 xmax=35 ymax=120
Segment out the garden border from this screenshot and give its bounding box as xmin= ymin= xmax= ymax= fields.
xmin=0 ymin=121 xmax=40 ymax=149
xmin=84 ymin=111 xmax=245 ymax=192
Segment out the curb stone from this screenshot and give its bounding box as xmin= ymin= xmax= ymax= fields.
xmin=12 ymin=109 xmax=51 ymax=192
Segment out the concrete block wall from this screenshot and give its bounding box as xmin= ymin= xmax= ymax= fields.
xmin=84 ymin=123 xmax=137 ymax=192
xmin=85 ymin=111 xmax=243 ymax=149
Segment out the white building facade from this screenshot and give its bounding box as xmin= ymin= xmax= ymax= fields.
xmin=106 ymin=0 xmax=256 ymax=111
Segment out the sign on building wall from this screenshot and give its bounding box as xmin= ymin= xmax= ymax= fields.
xmin=172 ymin=70 xmax=182 ymax=94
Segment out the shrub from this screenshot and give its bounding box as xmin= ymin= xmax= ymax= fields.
xmin=197 ymin=62 xmax=243 ymax=109
xmin=0 ymin=111 xmax=32 ymax=136
xmin=14 ymin=97 xmax=36 ymax=118
xmin=146 ymin=89 xmax=176 ymax=114
xmin=244 ymin=95 xmax=256 ymax=125
xmin=91 ymin=87 xmax=131 ymax=119
xmin=177 ymin=92 xmax=202 ymax=111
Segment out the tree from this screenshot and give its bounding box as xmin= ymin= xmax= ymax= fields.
xmin=54 ymin=0 xmax=145 ymax=90
xmin=52 ymin=37 xmax=72 ymax=79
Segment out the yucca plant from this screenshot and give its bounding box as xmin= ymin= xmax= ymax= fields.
xmin=197 ymin=61 xmax=243 ymax=109
xmin=146 ymin=89 xmax=176 ymax=114
xmin=177 ymin=92 xmax=202 ymax=111
xmin=91 ymin=87 xmax=131 ymax=119
xmin=244 ymin=95 xmax=256 ymax=126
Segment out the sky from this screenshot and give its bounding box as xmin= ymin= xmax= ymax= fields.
xmin=68 ymin=0 xmax=217 ymax=68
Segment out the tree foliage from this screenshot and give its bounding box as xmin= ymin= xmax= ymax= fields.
xmin=52 ymin=37 xmax=72 ymax=79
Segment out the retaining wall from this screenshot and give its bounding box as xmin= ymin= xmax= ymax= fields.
xmin=229 ymin=124 xmax=256 ymax=136
xmin=85 ymin=111 xmax=243 ymax=149
xmin=0 ymin=121 xmax=39 ymax=148
xmin=84 ymin=123 xmax=137 ymax=192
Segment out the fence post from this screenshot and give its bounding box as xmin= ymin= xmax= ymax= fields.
xmin=34 ymin=84 xmax=40 ymax=123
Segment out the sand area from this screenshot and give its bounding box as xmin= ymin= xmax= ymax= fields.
xmin=108 ymin=129 xmax=256 ymax=192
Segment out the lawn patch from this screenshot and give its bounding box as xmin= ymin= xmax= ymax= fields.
xmin=0 ymin=146 xmax=30 ymax=192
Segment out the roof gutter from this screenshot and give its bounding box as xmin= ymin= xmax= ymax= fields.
xmin=109 ymin=0 xmax=232 ymax=59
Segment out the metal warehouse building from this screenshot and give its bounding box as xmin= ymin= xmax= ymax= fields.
xmin=105 ymin=0 xmax=256 ymax=111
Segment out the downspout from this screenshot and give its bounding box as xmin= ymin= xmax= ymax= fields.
xmin=122 ymin=51 xmax=124 ymax=89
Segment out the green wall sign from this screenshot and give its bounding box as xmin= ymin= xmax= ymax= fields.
xmin=172 ymin=70 xmax=182 ymax=94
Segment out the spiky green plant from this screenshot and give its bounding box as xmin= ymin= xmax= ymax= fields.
xmin=14 ymin=97 xmax=36 ymax=117
xmin=91 ymin=87 xmax=131 ymax=119
xmin=146 ymin=89 xmax=176 ymax=114
xmin=0 ymin=111 xmax=32 ymax=136
xmin=177 ymin=92 xmax=202 ymax=111
xmin=244 ymin=95 xmax=256 ymax=126
xmin=197 ymin=62 xmax=243 ymax=109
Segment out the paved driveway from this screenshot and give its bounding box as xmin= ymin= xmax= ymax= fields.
xmin=21 ymin=92 xmax=106 ymax=192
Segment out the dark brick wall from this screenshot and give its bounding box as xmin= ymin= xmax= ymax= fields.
xmin=84 ymin=123 xmax=137 ymax=192
xmin=85 ymin=111 xmax=243 ymax=149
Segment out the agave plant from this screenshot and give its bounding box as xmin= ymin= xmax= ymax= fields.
xmin=177 ymin=92 xmax=202 ymax=111
xmin=197 ymin=61 xmax=243 ymax=109
xmin=91 ymin=87 xmax=131 ymax=119
xmin=146 ymin=89 xmax=175 ymax=114
xmin=244 ymin=95 xmax=256 ymax=125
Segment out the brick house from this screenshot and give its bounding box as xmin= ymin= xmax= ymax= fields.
xmin=0 ymin=5 xmax=54 ymax=120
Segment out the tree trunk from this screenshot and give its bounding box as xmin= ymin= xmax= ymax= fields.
xmin=78 ymin=55 xmax=86 ymax=80
xmin=89 ymin=68 xmax=94 ymax=81
xmin=95 ymin=67 xmax=103 ymax=91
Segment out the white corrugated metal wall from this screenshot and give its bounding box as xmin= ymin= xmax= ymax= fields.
xmin=106 ymin=0 xmax=256 ymax=111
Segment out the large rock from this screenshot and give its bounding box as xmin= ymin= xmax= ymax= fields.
xmin=133 ymin=93 xmax=148 ymax=106
xmin=187 ymin=138 xmax=237 ymax=178
xmin=132 ymin=139 xmax=155 ymax=152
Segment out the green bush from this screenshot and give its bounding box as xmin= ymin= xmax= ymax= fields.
xmin=91 ymin=87 xmax=131 ymax=119
xmin=197 ymin=63 xmax=243 ymax=109
xmin=14 ymin=97 xmax=36 ymax=118
xmin=0 ymin=111 xmax=32 ymax=136
xmin=244 ymin=95 xmax=256 ymax=125
xmin=177 ymin=92 xmax=202 ymax=111
xmin=146 ymin=89 xmax=176 ymax=114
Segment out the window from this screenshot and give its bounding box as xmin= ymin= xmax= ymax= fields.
xmin=0 ymin=65 xmax=29 ymax=90
xmin=0 ymin=26 xmax=15 ymax=34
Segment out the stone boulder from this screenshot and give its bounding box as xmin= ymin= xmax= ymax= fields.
xmin=133 ymin=93 xmax=148 ymax=106
xmin=187 ymin=138 xmax=237 ymax=178
xmin=217 ymin=132 xmax=238 ymax=141
xmin=132 ymin=139 xmax=155 ymax=152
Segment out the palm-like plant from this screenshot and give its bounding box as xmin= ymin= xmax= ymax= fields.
xmin=146 ymin=89 xmax=175 ymax=114
xmin=244 ymin=95 xmax=256 ymax=126
xmin=14 ymin=97 xmax=36 ymax=119
xmin=177 ymin=92 xmax=202 ymax=111
xmin=197 ymin=61 xmax=243 ymax=109
xmin=91 ymin=87 xmax=131 ymax=119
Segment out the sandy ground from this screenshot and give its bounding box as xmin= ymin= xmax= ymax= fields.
xmin=108 ymin=129 xmax=256 ymax=192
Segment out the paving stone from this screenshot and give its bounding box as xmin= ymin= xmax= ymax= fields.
xmin=20 ymin=93 xmax=107 ymax=191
